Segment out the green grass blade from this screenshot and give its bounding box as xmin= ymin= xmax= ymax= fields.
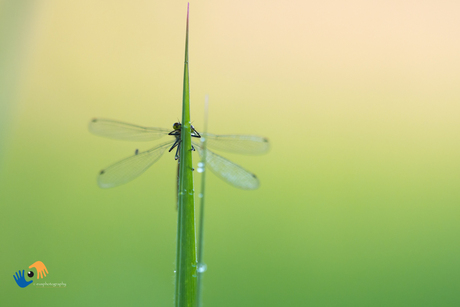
xmin=175 ymin=4 xmax=197 ymax=307
xmin=196 ymin=95 xmax=209 ymax=307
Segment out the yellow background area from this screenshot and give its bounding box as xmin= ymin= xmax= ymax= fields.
xmin=1 ymin=1 xmax=459 ymax=306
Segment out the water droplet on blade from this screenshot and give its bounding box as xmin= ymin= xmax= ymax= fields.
xmin=197 ymin=263 xmax=207 ymax=273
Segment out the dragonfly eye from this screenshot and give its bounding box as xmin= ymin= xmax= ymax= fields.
xmin=173 ymin=122 xmax=181 ymax=130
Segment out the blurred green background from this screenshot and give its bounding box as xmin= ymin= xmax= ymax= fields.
xmin=1 ymin=1 xmax=460 ymax=306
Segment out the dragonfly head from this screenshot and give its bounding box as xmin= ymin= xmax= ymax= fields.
xmin=173 ymin=122 xmax=181 ymax=131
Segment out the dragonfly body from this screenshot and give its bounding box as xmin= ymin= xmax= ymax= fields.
xmin=89 ymin=118 xmax=269 ymax=189
xmin=167 ymin=122 xmax=201 ymax=160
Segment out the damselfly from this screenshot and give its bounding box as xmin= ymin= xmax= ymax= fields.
xmin=89 ymin=118 xmax=269 ymax=189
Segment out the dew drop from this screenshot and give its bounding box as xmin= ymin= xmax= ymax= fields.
xmin=197 ymin=263 xmax=207 ymax=273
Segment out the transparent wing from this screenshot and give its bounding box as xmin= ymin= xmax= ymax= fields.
xmin=89 ymin=118 xmax=170 ymax=141
xmin=195 ymin=147 xmax=260 ymax=190
xmin=202 ymin=133 xmax=269 ymax=155
xmin=97 ymin=141 xmax=174 ymax=188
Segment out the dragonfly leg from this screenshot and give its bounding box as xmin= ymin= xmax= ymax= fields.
xmin=168 ymin=130 xmax=180 ymax=136
xmin=191 ymin=125 xmax=201 ymax=138
xmin=169 ymin=139 xmax=180 ymax=152
xmin=174 ymin=141 xmax=182 ymax=160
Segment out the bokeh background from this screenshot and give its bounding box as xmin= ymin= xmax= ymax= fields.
xmin=1 ymin=1 xmax=460 ymax=306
